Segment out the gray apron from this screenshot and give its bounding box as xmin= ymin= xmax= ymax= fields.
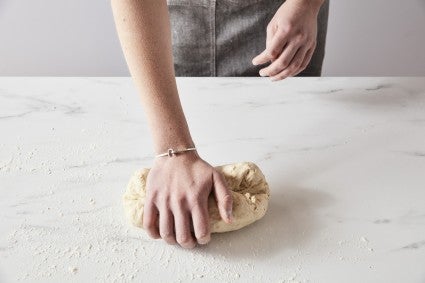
xmin=166 ymin=0 xmax=329 ymax=77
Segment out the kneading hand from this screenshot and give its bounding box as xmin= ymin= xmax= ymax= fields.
xmin=252 ymin=0 xmax=323 ymax=81
xmin=143 ymin=151 xmax=233 ymax=249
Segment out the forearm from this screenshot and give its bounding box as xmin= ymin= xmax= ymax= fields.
xmin=111 ymin=0 xmax=195 ymax=154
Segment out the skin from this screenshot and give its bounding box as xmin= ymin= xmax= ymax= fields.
xmin=110 ymin=0 xmax=324 ymax=249
xmin=252 ymin=0 xmax=326 ymax=81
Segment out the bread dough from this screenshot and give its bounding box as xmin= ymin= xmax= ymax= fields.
xmin=123 ymin=161 xmax=270 ymax=233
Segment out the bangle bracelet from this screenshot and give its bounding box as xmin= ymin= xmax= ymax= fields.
xmin=155 ymin=147 xmax=197 ymax=158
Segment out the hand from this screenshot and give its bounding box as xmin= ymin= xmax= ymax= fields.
xmin=251 ymin=0 xmax=323 ymax=81
xmin=143 ymin=151 xmax=233 ymax=249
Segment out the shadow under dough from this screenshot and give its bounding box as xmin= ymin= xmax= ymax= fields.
xmin=197 ymin=185 xmax=334 ymax=260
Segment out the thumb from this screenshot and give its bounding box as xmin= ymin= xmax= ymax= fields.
xmin=212 ymin=170 xmax=233 ymax=224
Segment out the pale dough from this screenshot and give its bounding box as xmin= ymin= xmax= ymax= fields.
xmin=123 ymin=161 xmax=270 ymax=233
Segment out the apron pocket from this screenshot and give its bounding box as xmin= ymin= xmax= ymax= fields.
xmin=167 ymin=0 xmax=214 ymax=76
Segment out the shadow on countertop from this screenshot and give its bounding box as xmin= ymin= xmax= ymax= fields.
xmin=196 ymin=185 xmax=334 ymax=260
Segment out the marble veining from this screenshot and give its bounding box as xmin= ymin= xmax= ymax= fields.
xmin=0 ymin=77 xmax=424 ymax=282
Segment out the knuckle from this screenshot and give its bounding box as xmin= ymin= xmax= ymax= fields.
xmin=293 ymin=38 xmax=302 ymax=46
xmin=156 ymin=194 xmax=170 ymax=206
xmin=172 ymin=194 xmax=186 ymax=206
xmin=187 ymin=191 xmax=203 ymax=204
xmin=282 ymin=23 xmax=293 ymax=33
xmin=275 ymin=31 xmax=287 ymax=40
xmin=267 ymin=67 xmax=278 ymax=76
xmin=266 ymin=49 xmax=280 ymax=59
xmin=293 ymin=60 xmax=302 ymax=68
xmin=294 ymin=33 xmax=305 ymax=44
xmin=160 ymin=230 xmax=173 ymax=239
xmin=197 ymin=230 xmax=210 ymax=241
xmin=294 ymin=61 xmax=302 ymax=69
xmin=177 ymin=234 xmax=193 ymax=246
xmin=298 ymin=32 xmax=307 ymax=40
xmin=162 ymin=233 xmax=177 ymax=244
xmin=279 ymin=60 xmax=290 ymax=69
xmin=274 ymin=62 xmax=284 ymax=70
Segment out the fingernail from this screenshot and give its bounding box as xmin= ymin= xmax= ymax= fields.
xmin=259 ymin=70 xmax=266 ymax=77
xmin=226 ymin=209 xmax=233 ymax=223
xmin=199 ymin=234 xmax=211 ymax=245
xmin=252 ymin=59 xmax=258 ymax=65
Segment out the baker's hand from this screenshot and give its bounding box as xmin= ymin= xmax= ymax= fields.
xmin=252 ymin=0 xmax=324 ymax=81
xmin=143 ymin=151 xmax=233 ymax=249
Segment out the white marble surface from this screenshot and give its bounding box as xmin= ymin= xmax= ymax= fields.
xmin=0 ymin=77 xmax=425 ymax=282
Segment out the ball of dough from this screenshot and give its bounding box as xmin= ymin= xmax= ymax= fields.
xmin=123 ymin=161 xmax=270 ymax=233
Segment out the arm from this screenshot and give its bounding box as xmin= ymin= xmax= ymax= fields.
xmin=252 ymin=0 xmax=326 ymax=81
xmin=110 ymin=0 xmax=233 ymax=249
xmin=110 ymin=0 xmax=193 ymax=153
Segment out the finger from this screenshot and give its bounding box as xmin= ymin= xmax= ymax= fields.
xmin=143 ymin=200 xmax=160 ymax=239
xmin=212 ymin=170 xmax=233 ymax=224
xmin=252 ymin=26 xmax=288 ymax=66
xmin=252 ymin=49 xmax=270 ymax=66
xmin=297 ymin=46 xmax=315 ymax=75
xmin=191 ymin=202 xmax=211 ymax=245
xmin=260 ymin=41 xmax=300 ymax=77
xmin=159 ymin=207 xmax=177 ymax=245
xmin=282 ymin=45 xmax=310 ymax=78
xmin=270 ymin=46 xmax=309 ymax=81
xmin=266 ymin=22 xmax=277 ymax=47
xmin=173 ymin=205 xmax=196 ymax=249
xmin=291 ymin=49 xmax=310 ymax=77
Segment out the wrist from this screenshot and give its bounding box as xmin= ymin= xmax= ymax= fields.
xmin=155 ymin=146 xmax=195 ymax=157
xmin=153 ymin=147 xmax=200 ymax=164
xmin=153 ymin=134 xmax=195 ymax=155
xmin=288 ymin=0 xmax=325 ymax=15
xmin=154 ymin=143 xmax=199 ymax=159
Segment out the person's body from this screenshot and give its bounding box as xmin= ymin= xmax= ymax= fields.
xmin=111 ymin=0 xmax=328 ymax=249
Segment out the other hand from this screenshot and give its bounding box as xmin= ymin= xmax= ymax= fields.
xmin=252 ymin=0 xmax=323 ymax=81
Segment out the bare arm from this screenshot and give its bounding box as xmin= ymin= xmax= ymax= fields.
xmin=111 ymin=0 xmax=193 ymax=153
xmin=110 ymin=0 xmax=233 ymax=249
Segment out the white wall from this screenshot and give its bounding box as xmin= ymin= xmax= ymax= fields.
xmin=322 ymin=0 xmax=425 ymax=76
xmin=0 ymin=0 xmax=424 ymax=76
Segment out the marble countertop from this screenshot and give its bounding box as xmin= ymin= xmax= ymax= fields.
xmin=0 ymin=77 xmax=424 ymax=282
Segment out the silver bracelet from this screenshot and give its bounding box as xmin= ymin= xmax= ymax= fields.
xmin=155 ymin=147 xmax=197 ymax=158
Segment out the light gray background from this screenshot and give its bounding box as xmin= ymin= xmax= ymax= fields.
xmin=0 ymin=0 xmax=424 ymax=76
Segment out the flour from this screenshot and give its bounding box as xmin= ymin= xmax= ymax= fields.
xmin=68 ymin=266 xmax=78 ymax=274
